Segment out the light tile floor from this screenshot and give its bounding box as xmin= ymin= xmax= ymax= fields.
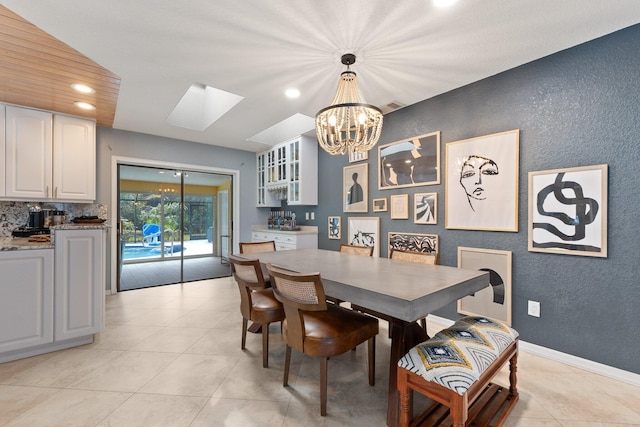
xmin=1 ymin=277 xmax=639 ymax=426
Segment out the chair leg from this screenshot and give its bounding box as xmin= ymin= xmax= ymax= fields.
xmin=419 ymin=317 xmax=427 ymax=332
xmin=368 ymin=336 xmax=376 ymax=386
xmin=320 ymin=357 xmax=328 ymax=416
xmin=262 ymin=322 xmax=269 ymax=368
xmin=241 ymin=318 xmax=248 ymax=350
xmin=283 ymin=345 xmax=292 ymax=386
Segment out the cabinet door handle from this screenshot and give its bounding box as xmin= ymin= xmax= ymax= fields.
xmin=46 ymin=186 xmax=49 ymax=197
xmin=54 ymin=187 xmax=58 ymax=198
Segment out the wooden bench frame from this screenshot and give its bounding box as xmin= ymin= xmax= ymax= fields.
xmin=398 ymin=338 xmax=519 ymax=427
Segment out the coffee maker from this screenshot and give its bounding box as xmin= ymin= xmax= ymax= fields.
xmin=11 ymin=206 xmax=51 ymax=237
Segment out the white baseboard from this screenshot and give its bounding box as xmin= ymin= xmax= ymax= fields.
xmin=426 ymin=315 xmax=640 ymax=388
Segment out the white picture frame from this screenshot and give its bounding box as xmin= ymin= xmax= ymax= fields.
xmin=390 ymin=194 xmax=409 ymax=219
xmin=347 ymin=217 xmax=380 ymax=257
xmin=445 ymin=129 xmax=519 ymax=232
xmin=528 ymin=164 xmax=608 ymax=257
xmin=457 ymin=247 xmax=513 ymax=326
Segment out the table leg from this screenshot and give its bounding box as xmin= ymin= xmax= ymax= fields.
xmin=387 ymin=320 xmax=429 ymax=427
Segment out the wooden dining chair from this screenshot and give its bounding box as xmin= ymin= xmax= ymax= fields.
xmin=228 ymin=254 xmax=285 ymax=368
xmin=239 ymin=240 xmax=276 ymax=254
xmin=266 ymin=263 xmax=379 ymax=416
xmin=389 ymin=249 xmax=440 ymax=331
xmin=339 ymin=243 xmax=374 ymax=256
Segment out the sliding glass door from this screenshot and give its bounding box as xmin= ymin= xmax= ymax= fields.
xmin=117 ymin=164 xmax=232 ymax=291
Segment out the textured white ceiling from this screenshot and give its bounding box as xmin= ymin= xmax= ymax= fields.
xmin=3 ymin=0 xmax=640 ymax=152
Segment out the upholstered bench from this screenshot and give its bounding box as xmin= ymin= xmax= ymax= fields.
xmin=397 ymin=316 xmax=519 ymax=427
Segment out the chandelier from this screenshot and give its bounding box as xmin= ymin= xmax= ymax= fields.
xmin=315 ymin=53 xmax=383 ymax=155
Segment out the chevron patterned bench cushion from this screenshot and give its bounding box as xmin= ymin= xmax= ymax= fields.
xmin=397 ymin=316 xmax=519 ymax=395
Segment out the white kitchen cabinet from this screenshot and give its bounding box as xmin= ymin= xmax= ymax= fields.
xmin=0 ymin=249 xmax=54 ymax=353
xmin=256 ymin=151 xmax=279 ymax=207
xmin=3 ymin=104 xmax=96 ymax=201
xmin=54 ymin=228 xmax=105 ymax=340
xmin=251 ymin=228 xmax=318 ymax=251
xmin=286 ymin=135 xmax=318 ymax=205
xmin=53 ymin=114 xmax=96 ymax=200
xmin=256 ymin=135 xmax=318 ymax=206
xmin=4 ymin=105 xmax=53 ymax=199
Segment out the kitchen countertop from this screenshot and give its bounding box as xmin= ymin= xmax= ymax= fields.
xmin=1 ymin=224 xmax=108 ymax=251
xmin=251 ymin=225 xmax=318 ymax=235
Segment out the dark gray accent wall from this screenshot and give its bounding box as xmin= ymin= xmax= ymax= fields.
xmin=305 ymin=24 xmax=640 ymax=374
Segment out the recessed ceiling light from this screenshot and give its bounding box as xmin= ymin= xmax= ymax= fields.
xmin=433 ymin=0 xmax=457 ymax=8
xmin=74 ymin=101 xmax=96 ymax=110
xmin=71 ymin=83 xmax=96 ymax=94
xmin=285 ymin=88 xmax=300 ymax=99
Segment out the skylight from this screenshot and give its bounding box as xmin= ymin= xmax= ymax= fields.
xmin=167 ymin=83 xmax=244 ymax=131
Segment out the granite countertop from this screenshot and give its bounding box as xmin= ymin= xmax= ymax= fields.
xmin=0 ymin=224 xmax=108 ymax=251
xmin=0 ymin=237 xmax=54 ymax=251
xmin=251 ymin=225 xmax=318 ymax=235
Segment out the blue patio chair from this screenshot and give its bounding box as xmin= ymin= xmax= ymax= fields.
xmin=142 ymin=223 xmax=162 ymax=247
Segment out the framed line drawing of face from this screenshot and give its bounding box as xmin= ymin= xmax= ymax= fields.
xmin=445 ymin=129 xmax=519 ymax=232
xmin=457 ymin=247 xmax=512 ymax=326
xmin=414 ymin=192 xmax=437 ymax=224
xmin=347 ymin=217 xmax=380 ymax=257
xmin=343 ymin=163 xmax=368 ymax=213
xmin=378 ymin=131 xmax=440 ymax=190
xmin=328 ymin=216 xmax=341 ymax=240
xmin=528 ymin=164 xmax=607 ymax=257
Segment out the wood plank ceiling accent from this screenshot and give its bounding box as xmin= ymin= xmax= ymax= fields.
xmin=0 ymin=6 xmax=119 ymax=127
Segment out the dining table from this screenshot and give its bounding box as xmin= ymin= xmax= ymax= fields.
xmin=238 ymin=248 xmax=489 ymax=427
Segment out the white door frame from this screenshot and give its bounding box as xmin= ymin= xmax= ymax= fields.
xmin=110 ymin=155 xmax=240 ymax=294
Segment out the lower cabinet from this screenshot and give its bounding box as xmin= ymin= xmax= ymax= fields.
xmin=0 ymin=249 xmax=54 ymax=353
xmin=55 ymin=228 xmax=105 ymax=340
xmin=0 ymin=228 xmax=105 ymax=362
xmin=251 ymin=230 xmax=318 ymax=251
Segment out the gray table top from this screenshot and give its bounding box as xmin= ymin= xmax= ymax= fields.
xmin=240 ymin=248 xmax=489 ymax=323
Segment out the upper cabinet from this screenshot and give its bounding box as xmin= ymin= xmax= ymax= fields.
xmin=3 ymin=105 xmax=96 ymax=201
xmin=256 ymin=135 xmax=318 ymax=207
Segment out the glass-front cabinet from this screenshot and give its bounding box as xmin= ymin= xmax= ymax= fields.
xmin=256 ymin=135 xmax=317 ymax=207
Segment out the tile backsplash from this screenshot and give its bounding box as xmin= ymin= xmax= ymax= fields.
xmin=0 ymin=201 xmax=107 ymax=238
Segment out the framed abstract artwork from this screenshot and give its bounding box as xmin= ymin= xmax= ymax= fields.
xmin=445 ymin=129 xmax=519 ymax=232
xmin=372 ymin=198 xmax=387 ymax=212
xmin=414 ymin=192 xmax=437 ymax=224
xmin=348 ymin=217 xmax=380 ymax=257
xmin=457 ymin=247 xmax=512 ymax=326
xmin=343 ymin=163 xmax=368 ymax=213
xmin=528 ymin=164 xmax=608 ymax=257
xmin=390 ymin=194 xmax=409 ymax=219
xmin=328 ymin=216 xmax=341 ymax=240
xmin=387 ymin=232 xmax=438 ymax=255
xmin=378 ymin=131 xmax=440 ymax=190
xmin=348 ymin=147 xmax=368 ymax=163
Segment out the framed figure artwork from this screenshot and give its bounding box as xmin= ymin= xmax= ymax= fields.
xmin=378 ymin=131 xmax=440 ymax=190
xmin=328 ymin=216 xmax=341 ymax=240
xmin=457 ymin=247 xmax=512 ymax=326
xmin=343 ymin=163 xmax=368 ymax=213
xmin=414 ymin=192 xmax=437 ymax=224
xmin=388 ymin=232 xmax=438 ymax=255
xmin=372 ymin=198 xmax=388 ymax=212
xmin=528 ymin=164 xmax=608 ymax=257
xmin=347 ymin=217 xmax=380 ymax=257
xmin=445 ymin=129 xmax=519 ymax=232
xmin=390 ymin=194 xmax=409 ymax=219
